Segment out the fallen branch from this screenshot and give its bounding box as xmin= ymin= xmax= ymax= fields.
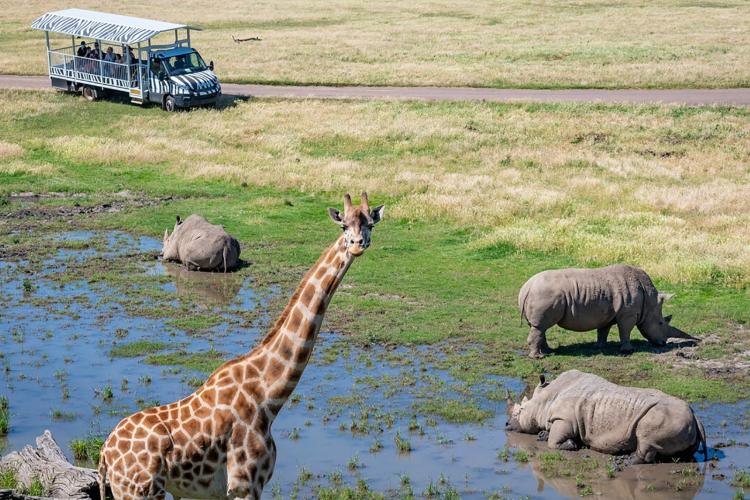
xmin=0 ymin=431 xmax=98 ymax=499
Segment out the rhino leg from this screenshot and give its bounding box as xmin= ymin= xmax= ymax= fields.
xmin=548 ymin=420 xmax=578 ymax=450
xmin=527 ymin=327 xmax=549 ymax=358
xmin=616 ymin=316 xmax=637 ymax=354
xmin=596 ymin=326 xmax=610 ymax=349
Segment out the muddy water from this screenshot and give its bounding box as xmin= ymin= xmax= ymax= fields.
xmin=0 ymin=231 xmax=748 ymax=499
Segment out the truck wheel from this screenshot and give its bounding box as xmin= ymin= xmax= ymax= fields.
xmin=82 ymin=86 xmax=98 ymax=101
xmin=164 ymin=95 xmax=177 ymax=112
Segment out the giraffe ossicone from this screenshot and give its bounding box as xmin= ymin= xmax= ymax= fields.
xmin=98 ymin=193 xmax=384 ymax=500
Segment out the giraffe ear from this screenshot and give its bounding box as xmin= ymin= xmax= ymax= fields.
xmin=370 ymin=205 xmax=385 ymax=225
xmin=328 ymin=207 xmax=344 ymax=226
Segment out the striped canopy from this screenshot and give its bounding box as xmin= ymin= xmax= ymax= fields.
xmin=31 ymin=9 xmax=197 ymax=44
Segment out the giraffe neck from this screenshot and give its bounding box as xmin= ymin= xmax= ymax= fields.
xmin=258 ymin=234 xmax=352 ymax=416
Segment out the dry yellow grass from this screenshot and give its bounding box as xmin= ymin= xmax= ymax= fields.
xmin=0 ymin=141 xmax=23 ymax=161
xmin=2 ymin=0 xmax=749 ymax=88
xmin=1 ymin=90 xmax=749 ymax=285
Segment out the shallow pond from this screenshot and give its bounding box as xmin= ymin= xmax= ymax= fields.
xmin=0 ymin=231 xmax=748 ymax=499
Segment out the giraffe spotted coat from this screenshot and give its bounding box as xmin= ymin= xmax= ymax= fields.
xmin=98 ymin=194 xmax=384 ymax=500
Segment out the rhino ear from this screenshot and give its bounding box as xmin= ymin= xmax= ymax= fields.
xmin=176 ymin=215 xmax=182 ymax=225
xmin=664 ymin=314 xmax=673 ymax=324
xmin=539 ymin=374 xmax=550 ymax=388
xmin=657 ymin=292 xmax=674 ymax=304
xmin=521 ymin=396 xmax=529 ymax=405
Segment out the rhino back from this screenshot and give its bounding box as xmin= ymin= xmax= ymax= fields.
xmin=521 ymin=265 xmax=653 ymax=331
xmin=174 ymin=215 xmax=238 ymax=269
xmin=544 ymin=371 xmax=681 ymax=454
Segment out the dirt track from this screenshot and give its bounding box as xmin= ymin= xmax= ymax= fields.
xmin=2 ymin=74 xmax=750 ymax=105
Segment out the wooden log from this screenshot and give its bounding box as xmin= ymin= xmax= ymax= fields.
xmin=0 ymin=431 xmax=98 ymax=499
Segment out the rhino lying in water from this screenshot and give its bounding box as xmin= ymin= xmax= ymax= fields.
xmin=506 ymin=370 xmax=707 ymax=463
xmin=518 ymin=264 xmax=697 ymax=358
xmin=161 ymin=214 xmax=240 ymax=272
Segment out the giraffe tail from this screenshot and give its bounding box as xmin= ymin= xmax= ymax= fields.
xmin=97 ymin=448 xmax=107 ymax=500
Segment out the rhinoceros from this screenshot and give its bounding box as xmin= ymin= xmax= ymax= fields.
xmin=518 ymin=264 xmax=697 ymax=358
xmin=506 ymin=370 xmax=707 ymax=463
xmin=161 ymin=214 xmax=240 ymax=272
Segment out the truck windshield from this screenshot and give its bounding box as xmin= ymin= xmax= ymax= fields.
xmin=163 ymin=52 xmax=207 ymax=76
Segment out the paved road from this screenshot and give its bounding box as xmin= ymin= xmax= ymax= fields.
xmin=3 ymin=74 xmax=750 ymax=105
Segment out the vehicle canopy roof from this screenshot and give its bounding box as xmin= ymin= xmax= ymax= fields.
xmin=153 ymin=47 xmax=197 ymax=59
xmin=31 ymin=8 xmax=200 ymax=45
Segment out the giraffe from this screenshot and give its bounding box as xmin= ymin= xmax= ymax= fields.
xmin=98 ymin=193 xmax=384 ymax=500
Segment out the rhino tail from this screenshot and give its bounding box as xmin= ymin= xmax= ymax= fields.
xmin=518 ymin=281 xmax=531 ymax=324
xmin=695 ymin=414 xmax=708 ymax=461
xmin=223 ymin=245 xmax=228 ymax=274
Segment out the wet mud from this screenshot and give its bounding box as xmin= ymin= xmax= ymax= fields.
xmin=0 ymin=230 xmax=748 ymax=498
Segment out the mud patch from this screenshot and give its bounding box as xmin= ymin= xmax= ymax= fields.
xmin=1 ymin=228 xmax=749 ymax=498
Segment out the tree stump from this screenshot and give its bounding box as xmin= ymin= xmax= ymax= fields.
xmin=0 ymin=431 xmax=99 ymax=499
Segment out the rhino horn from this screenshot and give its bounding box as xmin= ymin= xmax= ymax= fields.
xmin=163 ymin=228 xmax=169 ymax=242
xmin=657 ymin=292 xmax=674 ymax=304
xmin=505 ymin=389 xmax=513 ymax=409
xmin=669 ymin=325 xmax=699 ymax=341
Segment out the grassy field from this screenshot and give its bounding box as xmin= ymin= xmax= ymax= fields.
xmin=1 ymin=89 xmax=749 ymax=401
xmin=2 ymin=0 xmax=750 ymax=88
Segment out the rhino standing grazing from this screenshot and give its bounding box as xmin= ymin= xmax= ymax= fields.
xmin=506 ymin=370 xmax=707 ymax=463
xmin=162 ymin=214 xmax=240 ymax=272
xmin=518 ymin=264 xmax=696 ymax=358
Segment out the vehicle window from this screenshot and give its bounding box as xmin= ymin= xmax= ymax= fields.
xmin=165 ymin=52 xmax=207 ymax=75
xmin=150 ymin=58 xmax=168 ymax=78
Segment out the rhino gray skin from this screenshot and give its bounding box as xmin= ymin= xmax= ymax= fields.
xmin=506 ymin=370 xmax=708 ymax=463
xmin=518 ymin=264 xmax=697 ymax=358
xmin=161 ymin=214 xmax=240 ymax=272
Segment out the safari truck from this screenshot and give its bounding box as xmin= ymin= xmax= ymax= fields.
xmin=32 ymin=9 xmax=221 ymax=110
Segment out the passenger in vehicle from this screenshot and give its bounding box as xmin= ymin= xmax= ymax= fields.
xmin=104 ymin=47 xmax=116 ymax=63
xmin=76 ymin=41 xmax=88 ymax=57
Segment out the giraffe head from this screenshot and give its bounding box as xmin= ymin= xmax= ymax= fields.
xmin=328 ymin=193 xmax=384 ymax=257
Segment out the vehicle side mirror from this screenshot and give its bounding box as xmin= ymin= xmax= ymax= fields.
xmin=209 ymin=60 xmax=214 ymax=71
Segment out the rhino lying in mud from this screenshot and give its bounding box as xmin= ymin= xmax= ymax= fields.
xmin=506 ymin=370 xmax=707 ymax=463
xmin=161 ymin=214 xmax=240 ymax=272
xmin=518 ymin=264 xmax=697 ymax=358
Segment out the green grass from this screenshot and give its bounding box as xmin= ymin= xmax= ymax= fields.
xmin=145 ymin=349 xmax=226 ymax=374
xmin=732 ymin=470 xmax=750 ymax=489
xmin=23 ymin=478 xmax=45 ymax=497
xmin=0 ymin=396 xmax=8 ymax=434
xmin=0 ymin=467 xmax=17 ymax=489
xmin=414 ymin=398 xmax=492 ymax=424
xmin=109 ymin=341 xmax=168 ymax=358
xmin=317 ymin=479 xmax=384 ymax=500
xmin=394 ymin=431 xmax=412 ymax=453
xmin=70 ymin=436 xmax=105 ymax=464
xmin=1 ymin=90 xmax=749 ymax=404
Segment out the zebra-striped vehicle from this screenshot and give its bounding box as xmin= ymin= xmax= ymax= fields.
xmin=32 ymin=9 xmax=221 ymax=110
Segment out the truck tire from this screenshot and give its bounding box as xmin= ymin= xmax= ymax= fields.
xmin=164 ymin=95 xmax=177 ymax=112
xmin=82 ymin=86 xmax=99 ymax=101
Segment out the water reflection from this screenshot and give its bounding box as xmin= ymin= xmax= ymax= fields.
xmin=163 ymin=262 xmax=244 ymax=306
xmin=505 ymin=431 xmax=706 ymax=499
